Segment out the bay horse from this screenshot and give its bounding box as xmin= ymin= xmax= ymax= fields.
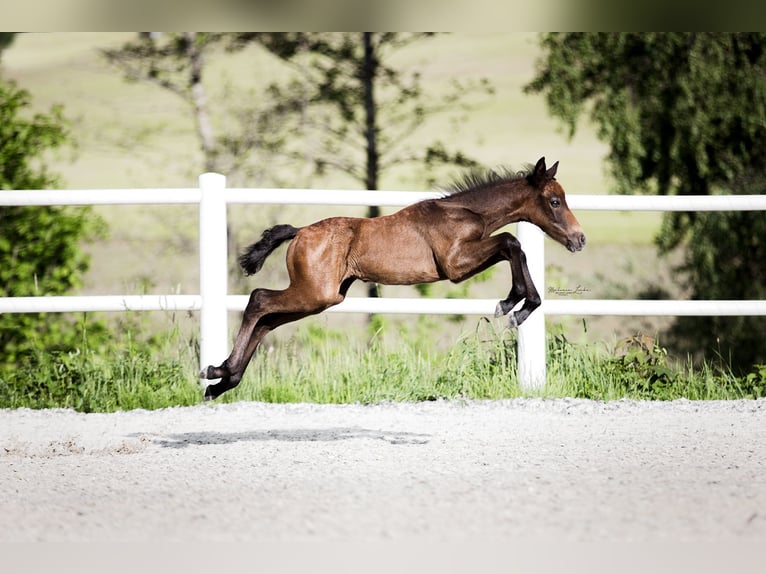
xmin=201 ymin=157 xmax=585 ymax=400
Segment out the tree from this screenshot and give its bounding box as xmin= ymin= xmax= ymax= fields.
xmin=526 ymin=32 xmax=766 ymax=371
xmin=102 ymin=33 xmax=220 ymax=173
xmin=101 ymin=33 xmax=296 ymax=181
xmin=243 ymin=33 xmax=492 ymax=192
xmin=0 ymin=78 xmax=103 ymax=370
xmin=235 ymin=33 xmax=494 ymax=297
xmin=103 ymin=33 xmax=304 ymax=293
xmin=0 ymin=33 xmax=15 ymax=60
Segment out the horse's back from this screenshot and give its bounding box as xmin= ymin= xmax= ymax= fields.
xmin=288 ymin=199 xmax=487 ymax=286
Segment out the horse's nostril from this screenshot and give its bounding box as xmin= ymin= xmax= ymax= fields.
xmin=580 ymin=234 xmax=586 ymax=247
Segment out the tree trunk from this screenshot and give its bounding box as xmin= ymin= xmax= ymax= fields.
xmin=362 ymin=32 xmax=380 ymax=300
xmin=183 ymin=32 xmax=217 ymax=173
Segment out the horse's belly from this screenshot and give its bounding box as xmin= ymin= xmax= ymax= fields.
xmin=351 ymin=239 xmax=440 ymax=285
xmin=338 ymin=210 xmax=444 ymax=285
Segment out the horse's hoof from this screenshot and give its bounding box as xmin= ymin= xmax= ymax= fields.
xmin=203 ymin=386 xmax=216 ymax=401
xmin=494 ymin=301 xmax=505 ymax=318
xmin=200 ymin=365 xmax=217 ymax=380
xmin=508 ymin=313 xmax=518 ymax=329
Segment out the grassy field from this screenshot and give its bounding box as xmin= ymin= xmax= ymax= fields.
xmin=1 ymin=33 xmax=695 ymax=405
xmin=2 ymin=318 xmax=763 ymax=411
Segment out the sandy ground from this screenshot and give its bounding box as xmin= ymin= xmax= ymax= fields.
xmin=1 ymin=398 xmax=765 ymax=543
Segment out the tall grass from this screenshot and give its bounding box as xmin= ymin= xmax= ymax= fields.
xmin=2 ymin=317 xmax=764 ymax=412
xmin=0 ymin=314 xmax=201 ymax=412
xmin=221 ymin=319 xmax=766 ymax=405
xmin=545 ymin=332 xmax=766 ymax=401
xmin=222 ymin=319 xmax=523 ymax=404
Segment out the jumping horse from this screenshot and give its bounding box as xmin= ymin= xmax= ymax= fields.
xmin=201 ymin=157 xmax=586 ymax=400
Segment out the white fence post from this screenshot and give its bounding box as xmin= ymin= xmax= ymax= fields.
xmin=198 ymin=172 xmax=228 ymax=376
xmin=517 ymin=222 xmax=546 ymax=390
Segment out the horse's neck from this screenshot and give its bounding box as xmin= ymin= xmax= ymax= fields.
xmin=458 ymin=184 xmax=535 ymax=233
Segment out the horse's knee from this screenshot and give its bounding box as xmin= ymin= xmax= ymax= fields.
xmin=506 ymin=234 xmax=522 ymax=252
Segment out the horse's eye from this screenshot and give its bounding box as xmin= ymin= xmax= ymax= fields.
xmin=550 ymin=198 xmax=561 ymax=208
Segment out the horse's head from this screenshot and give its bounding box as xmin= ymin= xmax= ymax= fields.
xmin=526 ymin=157 xmax=586 ymax=253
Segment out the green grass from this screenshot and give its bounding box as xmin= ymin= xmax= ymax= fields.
xmin=222 ymin=323 xmax=766 ymax=405
xmin=4 ymin=318 xmax=760 ymax=413
xmin=0 ymin=314 xmax=202 ymax=412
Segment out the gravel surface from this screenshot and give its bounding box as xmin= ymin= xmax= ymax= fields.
xmin=1 ymin=398 xmax=765 ymax=542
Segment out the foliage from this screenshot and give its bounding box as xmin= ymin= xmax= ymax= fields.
xmin=0 ymin=316 xmax=200 ymax=412
xmin=217 ymin=319 xmax=521 ymax=404
xmin=547 ymin=331 xmax=764 ymax=401
xmin=605 ymin=335 xmax=680 ymax=399
xmin=526 ymin=33 xmax=766 ymax=371
xmin=742 ymin=364 xmax=766 ymax=398
xmin=0 ymin=33 xmax=15 ymax=58
xmin=664 ymin=205 xmax=766 ymax=370
xmin=101 ymin=33 xmax=297 ymax=181
xmin=235 ymin=33 xmax=494 ymax=301
xmin=3 ymin=317 xmax=763 ymax=411
xmin=0 ymin=78 xmax=106 ymax=374
xmin=239 ymin=33 xmax=495 ymax=190
xmin=526 ymin=33 xmax=766 ymax=198
xmin=218 ymin=321 xmax=764 ymax=405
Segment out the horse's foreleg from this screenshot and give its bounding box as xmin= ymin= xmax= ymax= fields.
xmin=439 ymin=232 xmax=538 ymax=327
xmin=494 ymin=235 xmax=540 ymax=328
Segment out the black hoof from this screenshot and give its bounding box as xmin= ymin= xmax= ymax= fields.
xmin=508 ymin=313 xmax=519 ymax=329
xmin=204 ymin=385 xmax=217 ymax=401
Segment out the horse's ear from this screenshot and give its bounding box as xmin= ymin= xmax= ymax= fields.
xmin=546 ymin=161 xmax=559 ymax=180
xmin=529 ymin=157 xmax=547 ymax=188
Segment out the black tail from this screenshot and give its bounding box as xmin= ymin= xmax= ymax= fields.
xmin=238 ymin=224 xmax=299 ymax=276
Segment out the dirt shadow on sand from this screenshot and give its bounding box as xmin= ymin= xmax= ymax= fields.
xmin=141 ymin=427 xmax=431 ymax=448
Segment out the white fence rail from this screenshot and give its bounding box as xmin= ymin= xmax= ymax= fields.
xmin=2 ymin=174 xmax=766 ymax=390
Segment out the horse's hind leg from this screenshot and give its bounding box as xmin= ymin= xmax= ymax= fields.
xmin=202 ymin=324 xmax=266 ymax=400
xmin=201 ymin=285 xmax=345 ymax=400
xmin=199 ymin=288 xmax=273 ymax=399
xmin=201 ymin=223 xmax=352 ymax=399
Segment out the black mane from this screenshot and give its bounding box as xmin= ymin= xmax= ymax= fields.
xmin=442 ymin=165 xmax=533 ymax=198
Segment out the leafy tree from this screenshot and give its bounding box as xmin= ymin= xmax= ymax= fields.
xmin=234 ymin=33 xmax=494 ymax=297
xmin=0 ymin=78 xmax=104 ymax=371
xmin=526 ymin=32 xmax=766 ymax=371
xmin=0 ymin=33 xmax=15 ymax=60
xmin=103 ymin=33 xmax=304 ymax=294
xmin=102 ymin=33 xmax=221 ymax=172
xmin=240 ymin=33 xmax=493 ymax=194
xmin=101 ymin=32 xmax=298 ymax=182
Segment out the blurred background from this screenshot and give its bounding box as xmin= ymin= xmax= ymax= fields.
xmin=1 ymin=33 xmax=764 ymax=407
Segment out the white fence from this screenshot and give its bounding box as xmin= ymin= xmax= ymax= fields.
xmin=2 ymin=173 xmax=766 ymax=390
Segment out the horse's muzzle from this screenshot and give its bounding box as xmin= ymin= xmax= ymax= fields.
xmin=567 ymin=232 xmax=586 ymax=252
